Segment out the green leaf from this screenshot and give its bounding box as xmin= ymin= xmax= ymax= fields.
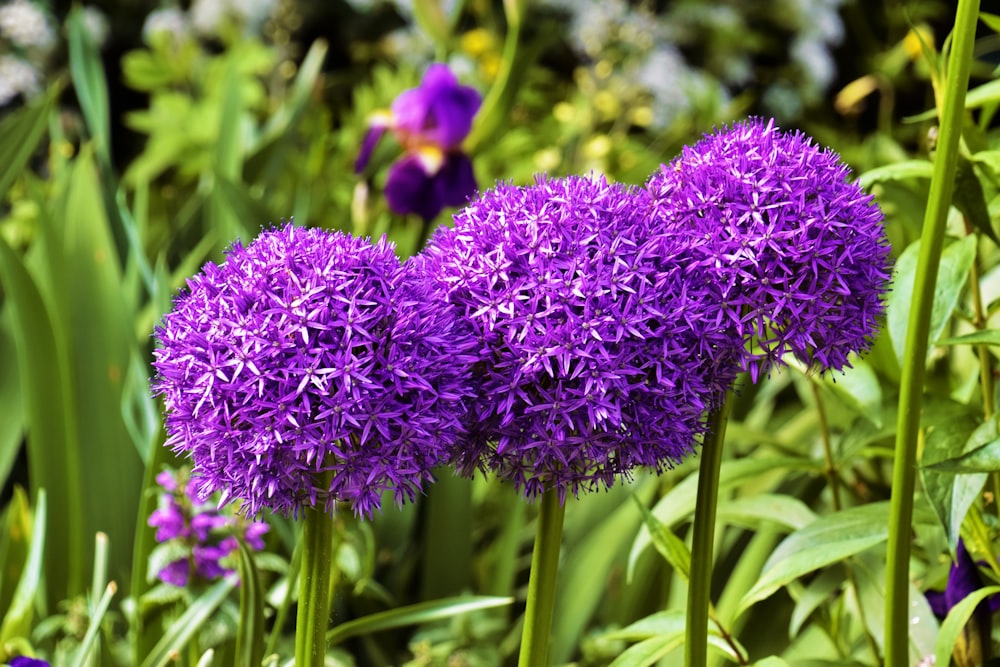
xmin=72 ymin=582 xmax=117 ymax=667
xmin=856 ymin=159 xmax=934 ymax=189
xmin=0 ymin=238 xmax=85 ymax=602
xmin=0 ymin=309 xmax=24 ymax=491
xmin=325 ymin=596 xmax=512 ymax=645
xmin=603 ymin=612 xmax=742 ymax=667
xmin=888 ymin=236 xmax=977 ymax=367
xmin=139 ymin=576 xmax=238 ymax=667
xmin=952 ymin=155 xmax=999 ymax=245
xmin=934 ymin=585 xmax=1000 ymax=667
xmin=235 ymin=540 xmax=265 ymax=667
xmin=628 ymin=457 xmax=821 ymax=580
xmin=67 ymin=6 xmax=110 ymax=167
xmin=818 ymin=359 xmax=883 ymax=427
xmin=938 ymin=329 xmax=1000 ymax=346
xmin=981 ymin=12 xmax=1000 ymax=33
xmin=736 ymin=502 xmax=892 ymax=617
xmin=716 ymin=494 xmax=817 ymax=532
xmin=789 ymin=567 xmax=843 ymax=637
xmin=631 ymin=495 xmax=691 ymax=582
xmin=921 ymin=411 xmax=990 ymax=548
xmin=926 ymin=435 xmax=1000 ymax=473
xmin=50 ymin=151 xmax=144 ymax=595
xmin=0 ymin=490 xmax=45 ymax=647
xmin=0 ymin=85 xmax=56 ymax=200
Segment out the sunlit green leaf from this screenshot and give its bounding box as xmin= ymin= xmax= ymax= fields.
xmin=737 ymin=503 xmax=893 ymax=616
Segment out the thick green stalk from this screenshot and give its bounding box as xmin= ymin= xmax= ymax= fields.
xmin=884 ymin=1 xmax=979 ymax=664
xmin=517 ymin=489 xmax=566 ymax=667
xmin=686 ymin=395 xmax=734 ymax=667
xmin=295 ymin=503 xmax=337 ymax=667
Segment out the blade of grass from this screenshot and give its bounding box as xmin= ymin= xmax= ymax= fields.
xmin=138 ymin=575 xmax=238 ymax=667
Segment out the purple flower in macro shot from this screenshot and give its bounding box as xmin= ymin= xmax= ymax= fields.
xmin=147 ymin=467 xmax=268 ymax=587
xmin=152 ymin=224 xmax=476 ymax=518
xmin=645 ymin=118 xmax=891 ymax=379
xmin=418 ymin=174 xmax=740 ymax=499
xmin=355 ymin=63 xmax=481 ymax=221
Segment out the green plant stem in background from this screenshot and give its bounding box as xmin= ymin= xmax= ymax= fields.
xmin=884 ymin=0 xmax=979 ymax=663
xmin=686 ymin=394 xmax=734 ymax=667
xmin=295 ymin=500 xmax=337 ymax=667
xmin=517 ymin=489 xmax=566 ymax=667
xmin=811 ymin=381 xmax=842 ymax=511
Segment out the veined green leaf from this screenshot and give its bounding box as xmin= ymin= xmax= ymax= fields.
xmin=856 ymin=159 xmax=934 ymax=189
xmin=631 ymin=495 xmax=691 ymax=582
xmin=736 ymin=502 xmax=892 ymax=617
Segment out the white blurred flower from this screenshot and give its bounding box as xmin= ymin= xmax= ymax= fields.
xmin=791 ymin=35 xmax=836 ymax=92
xmin=0 ymin=0 xmax=55 ymax=51
xmin=191 ymin=0 xmax=277 ymax=36
xmin=142 ymin=7 xmax=188 ymax=44
xmin=81 ymin=5 xmax=110 ymax=47
xmin=0 ymin=54 xmax=39 ymax=106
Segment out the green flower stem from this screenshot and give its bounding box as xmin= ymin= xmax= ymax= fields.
xmin=295 ymin=502 xmax=337 ymax=667
xmin=686 ymin=394 xmax=734 ymax=667
xmin=884 ymin=1 xmax=979 ymax=663
xmin=517 ymin=489 xmax=566 ymax=667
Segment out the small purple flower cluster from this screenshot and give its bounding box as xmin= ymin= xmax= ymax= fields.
xmin=147 ymin=468 xmax=268 ymax=587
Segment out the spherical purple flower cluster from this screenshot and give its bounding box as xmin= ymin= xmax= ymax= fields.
xmin=418 ymin=175 xmax=741 ymax=499
xmin=152 ymin=224 xmax=476 ymax=518
xmin=148 ymin=468 xmax=268 ymax=587
xmin=645 ymin=118 xmax=891 ymax=378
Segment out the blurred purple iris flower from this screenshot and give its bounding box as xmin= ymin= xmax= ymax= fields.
xmin=927 ymin=540 xmax=1000 ymax=619
xmin=926 ymin=540 xmax=1000 ymax=665
xmin=9 ymin=658 xmax=50 ymax=667
xmin=355 ymin=64 xmax=481 ymax=221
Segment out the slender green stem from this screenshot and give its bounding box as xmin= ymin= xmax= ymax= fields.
xmin=517 ymin=489 xmax=566 ymax=667
xmin=885 ymin=1 xmax=979 ymax=664
xmin=295 ymin=503 xmax=337 ymax=667
xmin=686 ymin=394 xmax=734 ymax=667
xmin=811 ymin=381 xmax=842 ymax=511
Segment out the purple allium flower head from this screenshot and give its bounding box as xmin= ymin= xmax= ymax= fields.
xmin=645 ymin=118 xmax=892 ymax=379
xmin=153 ymin=224 xmax=475 ymax=518
xmin=418 ymin=174 xmax=739 ymax=500
xmin=355 ymin=63 xmax=481 ymax=221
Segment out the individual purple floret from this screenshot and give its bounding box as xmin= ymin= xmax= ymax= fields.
xmin=147 ymin=467 xmax=269 ymax=587
xmin=152 ymin=224 xmax=476 ymax=518
xmin=355 ymin=63 xmax=481 ymax=221
xmin=645 ymin=118 xmax=892 ymax=379
xmin=418 ymin=174 xmax=740 ymax=500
